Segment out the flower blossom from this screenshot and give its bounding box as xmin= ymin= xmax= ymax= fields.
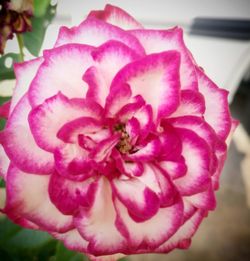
xmin=0 ymin=4 xmax=237 ymax=261
xmin=0 ymin=0 xmax=33 ymax=54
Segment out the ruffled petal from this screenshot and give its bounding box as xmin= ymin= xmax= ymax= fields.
xmin=173 ymin=128 xmax=211 ymax=195
xmin=87 ymin=4 xmax=143 ymax=30
xmin=55 ymin=18 xmax=145 ymax=56
xmin=29 ymin=93 xmax=103 ymax=152
xmin=114 ymin=194 xmax=183 ymax=250
xmin=112 ymin=175 xmax=160 ymax=222
xmin=0 ymin=144 xmax=10 ymax=179
xmin=52 ymin=229 xmax=88 ymax=252
xmin=49 ymin=173 xmax=98 ymax=215
xmin=130 ymin=28 xmax=198 ymax=90
xmin=5 ymin=165 xmax=73 ymax=232
xmin=2 ymin=95 xmax=54 ymax=174
xmin=75 ymin=177 xmax=128 ymax=255
xmin=156 ymin=209 xmax=206 ymax=253
xmin=170 ymin=90 xmax=205 ymax=118
xmin=109 ymin=51 xmax=181 ymax=121
xmin=197 ymin=68 xmax=231 ymax=140
xmin=11 ymin=58 xmax=43 ymax=114
xmin=28 ymin=44 xmax=94 ymax=107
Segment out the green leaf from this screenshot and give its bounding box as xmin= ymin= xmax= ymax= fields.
xmin=55 ymin=242 xmax=87 ymax=261
xmin=23 ymin=3 xmax=57 ymax=56
xmin=0 ymin=178 xmax=5 ymax=188
xmin=0 ymin=53 xmax=20 ymax=81
xmin=0 ymin=218 xmax=22 ymax=245
xmin=34 ymin=0 xmax=51 ymax=17
xmin=7 ymin=229 xmax=53 ymax=249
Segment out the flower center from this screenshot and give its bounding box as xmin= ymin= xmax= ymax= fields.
xmin=114 ymin=123 xmax=133 ymax=154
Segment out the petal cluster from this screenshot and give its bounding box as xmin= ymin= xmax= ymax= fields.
xmin=0 ymin=4 xmax=237 ymax=261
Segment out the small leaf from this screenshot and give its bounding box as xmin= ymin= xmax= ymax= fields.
xmin=55 ymin=242 xmax=87 ymax=261
xmin=34 ymin=0 xmax=51 ymax=17
xmin=23 ymin=3 xmax=57 ymax=56
xmin=0 ymin=53 xmax=20 ymax=81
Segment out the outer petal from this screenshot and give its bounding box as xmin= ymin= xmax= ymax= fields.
xmin=0 ymin=144 xmax=10 ymax=179
xmin=52 ymin=229 xmax=88 ymax=253
xmin=109 ymin=51 xmax=180 ymax=121
xmin=28 ymin=44 xmax=94 ymax=107
xmin=114 ymin=194 xmax=183 ymax=250
xmin=29 ymin=93 xmax=103 ymax=152
xmin=49 ymin=173 xmax=98 ymax=215
xmin=170 ymin=90 xmax=205 ymax=118
xmin=173 ymin=128 xmax=211 ymax=195
xmin=54 ymin=143 xmax=92 ymax=181
xmin=87 ymin=4 xmax=143 ymax=30
xmin=75 ymin=177 xmax=128 ymax=255
xmin=55 ymin=18 xmax=145 ymax=56
xmin=112 ymin=176 xmax=160 ymax=222
xmin=5 ymin=165 xmax=73 ymax=232
xmin=156 ymin=209 xmax=206 ymax=253
xmin=11 ymin=58 xmax=43 ymax=114
xmin=130 ymin=28 xmax=198 ymax=90
xmin=185 ymin=185 xmax=216 ymax=211
xmin=197 ymin=68 xmax=231 ymax=140
xmin=2 ymin=95 xmax=54 ymax=174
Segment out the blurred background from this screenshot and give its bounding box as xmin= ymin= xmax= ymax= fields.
xmin=1 ymin=0 xmax=250 ymax=260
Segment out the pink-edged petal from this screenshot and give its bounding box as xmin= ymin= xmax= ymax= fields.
xmin=114 ymin=194 xmax=183 ymax=250
xmin=29 ymin=93 xmax=103 ymax=152
xmin=127 ymin=139 xmax=161 ymax=161
xmin=112 ymin=175 xmax=160 ymax=222
xmin=130 ymin=28 xmax=198 ymax=90
xmin=87 ymin=4 xmax=143 ymax=30
xmin=125 ymin=117 xmax=140 ymax=145
xmin=52 ymin=229 xmax=88 ymax=253
xmin=139 ymin=164 xmax=178 ymax=207
xmin=0 ymin=100 xmax=10 ymax=119
xmin=0 ymin=144 xmax=10 ymax=180
xmin=49 ymin=173 xmax=98 ymax=215
xmin=115 ymin=157 xmax=144 ymax=178
xmin=116 ymin=95 xmax=145 ymax=122
xmin=159 ymin=123 xmax=182 ymax=161
xmin=197 ymin=68 xmax=231 ymax=140
xmin=226 ymin=118 xmax=239 ymax=146
xmin=212 ymin=149 xmax=227 ymax=190
xmin=11 ymin=58 xmax=43 ymax=114
xmin=105 ymin=83 xmax=132 ymax=117
xmin=2 ymin=95 xmax=53 ymax=174
xmin=133 ymin=104 xmax=154 ymax=139
xmin=54 ymin=143 xmax=92 ymax=181
xmin=159 ymin=158 xmax=187 ymax=180
xmin=55 ymin=18 xmax=145 ymax=55
xmin=185 ymin=185 xmax=216 ymax=211
xmin=90 ymin=134 xmax=120 ymax=162
xmin=5 ymin=165 xmax=73 ymax=232
xmin=170 ymin=90 xmax=205 ymax=118
xmin=168 ymin=116 xmax=218 ymax=149
xmin=75 ymin=177 xmax=128 ymax=255
xmin=57 ymin=117 xmax=102 ymax=143
xmin=109 ymin=51 xmax=181 ymax=121
xmin=173 ymin=128 xmax=211 ymax=195
xmin=156 ymin=209 xmax=206 ymax=253
xmin=28 ymin=44 xmax=94 ymax=107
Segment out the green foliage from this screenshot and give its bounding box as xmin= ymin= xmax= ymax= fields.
xmin=23 ymin=3 xmax=57 ymax=56
xmin=54 ymin=242 xmax=87 ymax=261
xmin=0 ymin=53 xmax=20 ymax=81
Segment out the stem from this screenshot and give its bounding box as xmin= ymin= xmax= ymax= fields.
xmin=16 ymin=34 xmax=24 ymax=62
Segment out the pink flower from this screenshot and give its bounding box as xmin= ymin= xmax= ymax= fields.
xmin=0 ymin=4 xmax=237 ymax=261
